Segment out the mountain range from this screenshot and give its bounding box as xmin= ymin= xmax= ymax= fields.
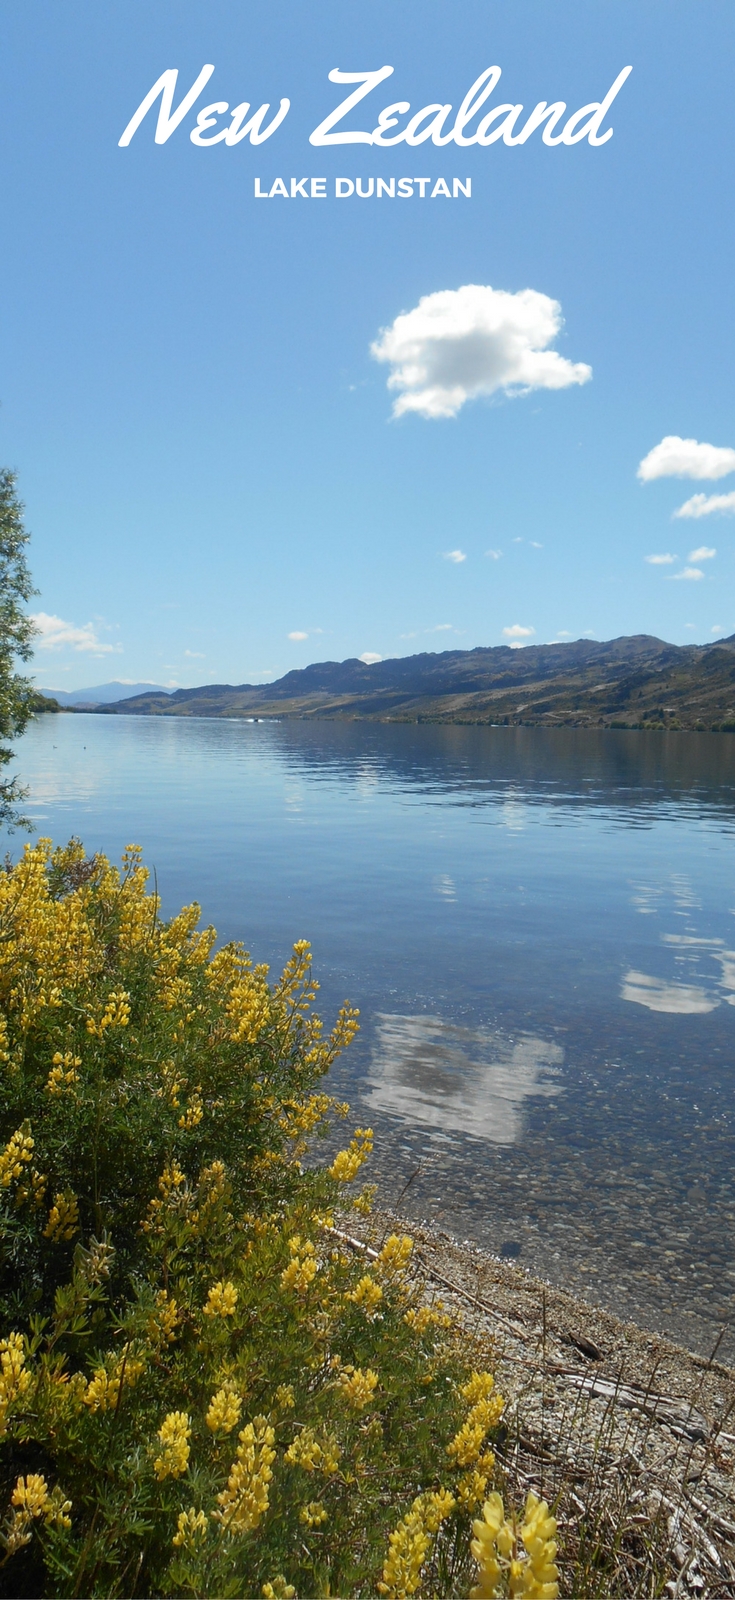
xmin=87 ymin=635 xmax=735 ymax=730
xmin=41 ymin=681 xmax=170 ymax=707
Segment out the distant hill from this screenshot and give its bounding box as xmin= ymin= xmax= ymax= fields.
xmin=43 ymin=681 xmax=171 ymax=708
xmin=94 ymin=635 xmax=735 ymax=731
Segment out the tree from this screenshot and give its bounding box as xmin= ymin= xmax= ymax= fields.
xmin=0 ymin=468 xmax=37 ymax=830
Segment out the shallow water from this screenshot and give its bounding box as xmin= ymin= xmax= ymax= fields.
xmin=12 ymin=715 xmax=735 ymax=1358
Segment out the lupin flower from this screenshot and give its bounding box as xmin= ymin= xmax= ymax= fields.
xmin=153 ymin=1411 xmax=192 ymax=1480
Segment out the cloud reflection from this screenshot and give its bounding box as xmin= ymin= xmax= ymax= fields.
xmin=363 ymin=1014 xmax=563 ymax=1145
xmin=621 ymin=970 xmax=719 ymax=1014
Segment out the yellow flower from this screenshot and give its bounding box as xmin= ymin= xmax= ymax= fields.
xmin=470 ymin=1491 xmax=558 ymax=1600
xmin=147 ymin=1290 xmax=180 ymax=1346
xmin=299 ymin=1500 xmax=328 ymax=1528
xmin=378 ymin=1490 xmax=455 ymax=1598
xmin=0 ymin=1123 xmax=34 ymax=1188
xmin=154 ymin=1411 xmax=191 ymax=1480
xmin=178 ymin=1090 xmax=204 ymax=1129
xmin=86 ymin=988 xmax=131 ymax=1036
xmin=336 ymin=1365 xmax=379 ymax=1410
xmin=206 ymin=1385 xmax=242 ymax=1435
xmin=11 ymin=1473 xmax=50 ymax=1519
xmin=0 ymin=1333 xmax=33 ymax=1437
xmin=83 ymin=1353 xmax=144 ymax=1413
xmin=285 ymin=1427 xmax=341 ymax=1475
xmin=328 ymin=1127 xmax=373 ymax=1183
xmin=375 ymin=1234 xmax=414 ymax=1277
xmin=280 ymin=1237 xmax=320 ymax=1294
xmin=4 ymin=1475 xmax=72 ymax=1556
xmin=43 ymin=1190 xmax=79 ymax=1242
xmin=351 ymin=1184 xmax=376 ymax=1216
xmin=203 ymin=1280 xmax=238 ymax=1318
xmin=213 ymin=1416 xmax=275 ymax=1535
xmin=346 ymin=1275 xmax=383 ymax=1314
xmin=457 ymin=1469 xmax=491 ymax=1512
xmin=448 ymin=1375 xmax=504 ymax=1469
xmin=172 ymin=1507 xmax=208 ymax=1550
xmin=274 ymin=1383 xmax=295 ymax=1411
xmin=262 ymin=1580 xmax=296 ymax=1599
xmin=45 ymin=1052 xmax=81 ymax=1095
xmin=404 ymin=1303 xmax=451 ymax=1334
xmin=461 ymin=1372 xmax=496 ymax=1405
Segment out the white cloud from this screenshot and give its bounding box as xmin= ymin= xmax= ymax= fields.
xmin=371 ymin=283 xmax=592 ymax=419
xmin=670 ymin=566 xmax=704 ymax=581
xmin=674 ymin=491 xmax=735 ymax=519
xmin=429 ymin=624 xmax=453 ymax=632
xmin=443 ymin=549 xmax=466 ymax=563
xmin=554 ymin=630 xmax=572 ymax=639
xmin=637 ymin=435 xmax=735 ymax=482
xmin=688 ymin=545 xmax=716 ymax=561
xmin=288 ymin=631 xmax=308 ymax=641
xmin=485 ymin=548 xmax=502 ymax=560
xmin=359 ymin=652 xmax=382 ymax=665
xmin=184 ymin=649 xmax=205 ymax=658
xmin=645 ymin=553 xmax=678 ymax=565
xmin=31 ymin=612 xmax=117 ymax=655
xmin=502 ymin=624 xmax=535 ymax=640
xmin=712 ymin=624 xmax=724 ymax=634
xmin=529 ymin=540 xmax=544 ymax=549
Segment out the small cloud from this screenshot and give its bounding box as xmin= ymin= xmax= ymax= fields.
xmin=582 ymin=630 xmax=595 ymax=637
xmin=554 ymin=630 xmax=572 ymax=639
xmin=512 ymin=537 xmax=524 ymax=543
xmin=675 ymin=492 xmax=735 ymax=519
xmin=485 ymin=549 xmax=502 ymax=560
xmin=400 ymin=631 xmax=418 ymax=640
xmin=288 ymin=631 xmax=309 ymax=641
xmin=371 ymin=282 xmax=591 ymax=419
xmin=688 ymin=546 xmax=716 ymax=561
xmin=684 ymin=622 xmax=696 ymax=629
xmin=184 ymin=649 xmax=206 ymax=658
xmin=637 ymin=435 xmax=735 ymax=482
xmin=645 ymin=553 xmax=678 ymax=565
xmin=428 ymin=623 xmax=453 ymax=632
xmin=30 ymin=612 xmax=118 ymax=655
xmin=529 ymin=540 xmax=544 ymax=549
xmin=443 ymin=549 xmax=466 ymax=563
xmin=359 ymin=652 xmax=382 ymax=665
xmin=711 ymin=624 xmax=724 ymax=634
xmin=502 ymin=624 xmax=535 ymax=640
xmin=670 ymin=566 xmax=704 ymax=581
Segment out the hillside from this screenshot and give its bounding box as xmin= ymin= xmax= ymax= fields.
xmin=93 ymin=633 xmax=735 ymax=730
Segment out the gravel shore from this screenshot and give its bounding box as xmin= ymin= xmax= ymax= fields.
xmin=337 ymin=1206 xmax=735 ymax=1596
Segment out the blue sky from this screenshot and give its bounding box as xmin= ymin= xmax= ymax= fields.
xmin=1 ymin=0 xmax=734 ymax=690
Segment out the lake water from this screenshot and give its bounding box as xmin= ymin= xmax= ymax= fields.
xmin=11 ymin=714 xmax=735 ymax=1360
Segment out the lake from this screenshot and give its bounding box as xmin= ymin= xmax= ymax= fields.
xmin=12 ymin=713 xmax=735 ymax=1360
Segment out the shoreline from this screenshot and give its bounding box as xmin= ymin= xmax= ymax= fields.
xmin=340 ymin=1205 xmax=735 ymax=1586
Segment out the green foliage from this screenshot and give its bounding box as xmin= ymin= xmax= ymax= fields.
xmin=0 ymin=470 xmax=38 ymax=830
xmin=0 ymin=841 xmax=515 ymax=1599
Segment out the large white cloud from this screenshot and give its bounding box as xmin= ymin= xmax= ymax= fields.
xmin=674 ymin=491 xmax=735 ymax=519
xmin=371 ymin=284 xmax=592 ymax=419
xmin=31 ymin=612 xmax=116 ymax=654
xmin=638 ymin=436 xmax=735 ymax=482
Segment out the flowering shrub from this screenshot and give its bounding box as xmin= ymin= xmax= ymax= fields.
xmin=0 ymin=840 xmax=545 ymax=1598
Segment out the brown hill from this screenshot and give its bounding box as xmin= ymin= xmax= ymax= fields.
xmin=94 ymin=634 xmax=735 ymax=730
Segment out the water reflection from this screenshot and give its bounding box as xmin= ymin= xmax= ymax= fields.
xmin=621 ymin=971 xmax=718 ymax=1014
xmin=12 ymin=715 xmax=735 ymax=1359
xmin=364 ymin=1014 xmax=563 ymax=1144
